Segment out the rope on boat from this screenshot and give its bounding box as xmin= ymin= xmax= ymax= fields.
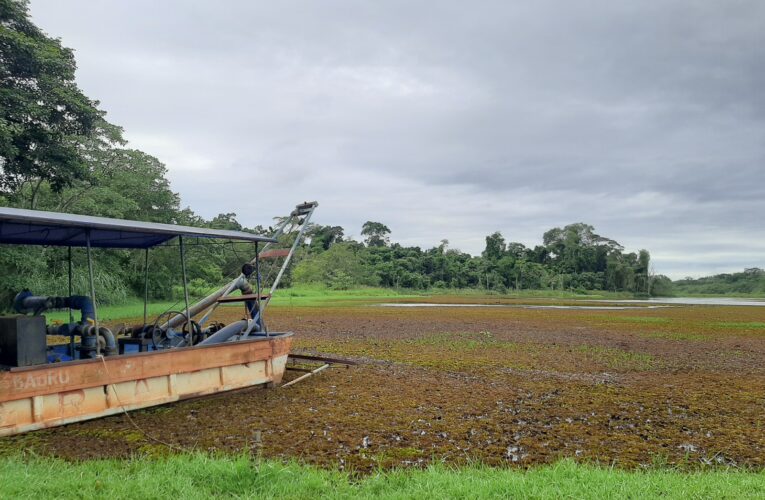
xmin=97 ymin=355 xmax=191 ymax=453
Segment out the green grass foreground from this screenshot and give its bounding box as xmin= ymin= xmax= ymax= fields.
xmin=1 ymin=455 xmax=764 ymax=499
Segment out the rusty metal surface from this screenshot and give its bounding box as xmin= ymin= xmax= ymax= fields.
xmin=288 ymin=353 xmax=357 ymax=365
xmin=216 ymin=293 xmax=271 ymax=303
xmin=258 ymin=249 xmax=291 ymax=259
xmin=2 ymin=333 xmax=292 ymax=400
xmin=0 ymin=335 xmax=292 ymax=436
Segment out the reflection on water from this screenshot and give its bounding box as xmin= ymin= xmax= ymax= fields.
xmin=591 ymin=297 xmax=765 ymax=307
xmin=377 ymin=296 xmax=765 ymax=309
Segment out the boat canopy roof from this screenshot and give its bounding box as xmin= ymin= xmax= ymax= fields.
xmin=0 ymin=207 xmax=277 ymax=249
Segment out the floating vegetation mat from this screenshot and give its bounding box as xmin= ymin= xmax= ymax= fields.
xmin=3 ymin=301 xmax=764 ymax=473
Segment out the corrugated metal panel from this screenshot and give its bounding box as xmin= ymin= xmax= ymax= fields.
xmin=0 ymin=207 xmax=277 ymax=248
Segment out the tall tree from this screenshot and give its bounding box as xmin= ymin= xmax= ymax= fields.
xmin=482 ymin=231 xmax=506 ymax=261
xmin=636 ymin=249 xmax=651 ymax=293
xmin=307 ymin=224 xmax=345 ymax=251
xmin=361 ymin=221 xmax=391 ymax=247
xmin=0 ymin=0 xmax=118 ymax=200
xmin=543 ymin=223 xmax=623 ymax=273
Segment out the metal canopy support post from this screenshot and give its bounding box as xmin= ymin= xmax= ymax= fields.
xmin=85 ymin=230 xmax=100 ymax=356
xmin=179 ymin=236 xmax=191 ymax=344
xmin=143 ymin=248 xmax=150 ymax=326
xmin=165 ymin=202 xmax=318 ymax=330
xmin=187 ymin=213 xmax=298 ymax=328
xmin=67 ymin=246 xmax=73 ymax=323
xmin=68 ymin=246 xmax=74 ymax=357
xmin=254 ymin=241 xmax=266 ymax=336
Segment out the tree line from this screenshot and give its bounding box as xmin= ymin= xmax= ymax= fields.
xmin=672 ymin=268 xmax=765 ymax=296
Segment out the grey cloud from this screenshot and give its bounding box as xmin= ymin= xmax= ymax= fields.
xmin=29 ymin=0 xmax=765 ymax=278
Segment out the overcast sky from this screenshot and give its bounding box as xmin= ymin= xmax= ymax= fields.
xmin=29 ymin=1 xmax=764 ymax=278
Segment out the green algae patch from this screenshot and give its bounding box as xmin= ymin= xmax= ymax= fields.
xmin=573 ymin=345 xmax=656 ymax=371
xmin=715 ymin=322 xmax=765 ymax=330
xmin=616 ymin=316 xmax=672 ymax=324
xmin=641 ymin=331 xmax=710 ymax=341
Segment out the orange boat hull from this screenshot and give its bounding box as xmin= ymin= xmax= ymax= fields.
xmin=0 ymin=334 xmax=292 ymax=436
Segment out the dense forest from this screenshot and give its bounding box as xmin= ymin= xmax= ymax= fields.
xmin=672 ymin=268 xmax=765 ymax=296
xmin=295 ymin=222 xmax=665 ymax=296
xmin=1 ymin=0 xmax=755 ymax=306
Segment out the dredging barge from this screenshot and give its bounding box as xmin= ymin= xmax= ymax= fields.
xmin=0 ymin=202 xmax=317 ymax=436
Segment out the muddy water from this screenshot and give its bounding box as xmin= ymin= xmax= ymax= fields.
xmin=591 ymin=297 xmax=765 ymax=307
xmin=378 ymin=296 xmax=765 ymax=309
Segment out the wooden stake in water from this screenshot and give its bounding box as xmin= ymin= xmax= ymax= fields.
xmin=250 ymin=430 xmax=263 ymax=461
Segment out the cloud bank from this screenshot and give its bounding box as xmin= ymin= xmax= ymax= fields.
xmin=30 ymin=0 xmax=765 ymax=278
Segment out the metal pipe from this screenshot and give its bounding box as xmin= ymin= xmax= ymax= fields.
xmin=85 ymin=230 xmax=100 ymax=356
xmin=255 ymin=241 xmax=265 ymax=336
xmin=14 ymin=293 xmax=95 ymax=325
xmin=174 ymin=214 xmax=297 ymax=328
xmin=164 ymin=202 xmax=318 ymax=330
xmin=179 ymin=235 xmax=191 ymax=344
xmin=143 ymin=247 xmax=149 ymax=326
xmin=65 ymin=295 xmax=96 ymax=323
xmin=194 ymin=275 xmax=246 ymax=328
xmin=98 ymin=326 xmax=117 ymax=356
xmin=240 ymin=243 xmax=265 ymax=338
xmin=198 ymin=319 xmax=247 ymax=345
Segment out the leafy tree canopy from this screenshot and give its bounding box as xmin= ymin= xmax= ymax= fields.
xmin=361 ymin=221 xmax=391 ymax=247
xmin=0 ymin=0 xmax=119 ymax=198
xmin=307 ymin=224 xmax=344 ymax=251
xmin=482 ymin=231 xmax=505 ymax=261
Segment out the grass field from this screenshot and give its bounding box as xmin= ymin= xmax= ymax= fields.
xmin=42 ymin=286 xmax=643 ymax=322
xmin=4 ymin=288 xmax=765 ymax=497
xmin=43 ymin=286 xmax=421 ymax=322
xmin=40 ymin=285 xmax=765 ymax=323
xmin=2 ymin=454 xmax=764 ymax=499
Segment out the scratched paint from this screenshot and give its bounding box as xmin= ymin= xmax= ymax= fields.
xmin=0 ymin=335 xmax=292 ymax=436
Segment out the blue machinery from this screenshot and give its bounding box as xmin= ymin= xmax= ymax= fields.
xmin=13 ymin=291 xmax=116 ymax=360
xmin=0 ymin=202 xmax=317 ymax=368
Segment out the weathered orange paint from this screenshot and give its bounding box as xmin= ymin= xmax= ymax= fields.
xmin=0 ymin=333 xmax=292 ymax=436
